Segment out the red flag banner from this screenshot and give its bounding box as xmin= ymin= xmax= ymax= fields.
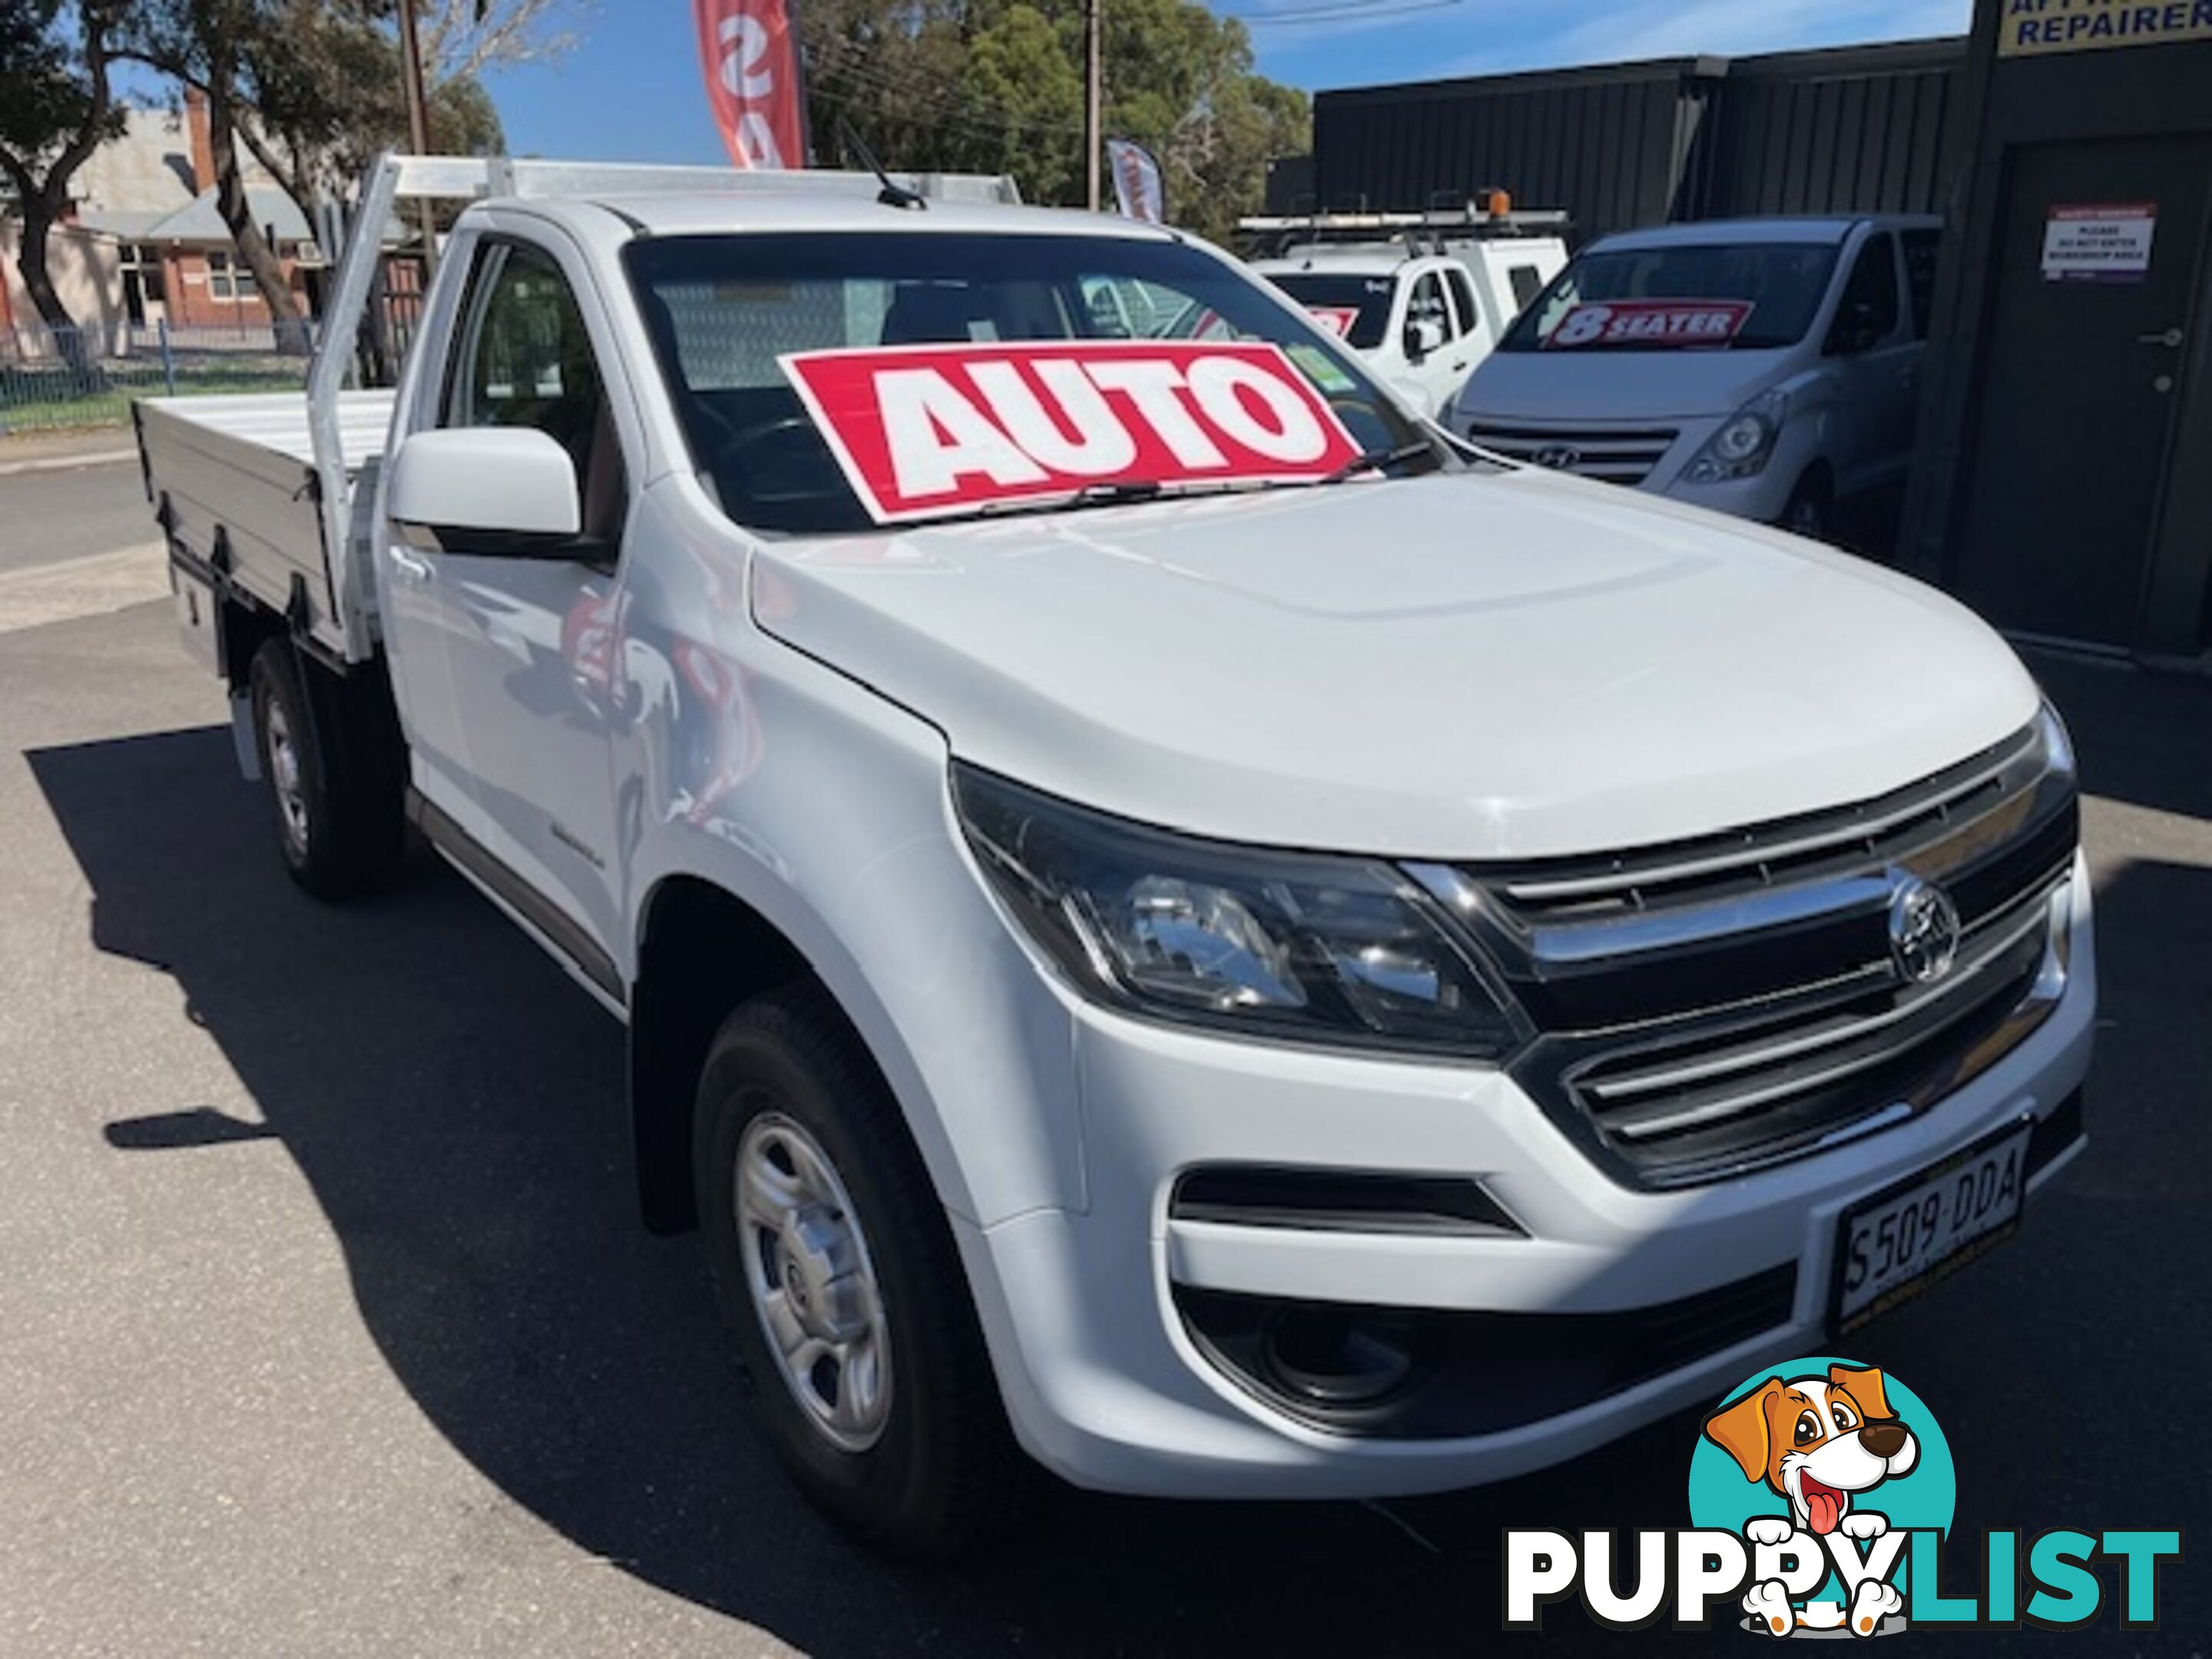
xmin=694 ymin=0 xmax=808 ymax=169
xmin=1104 ymin=138 xmax=1165 ymax=224
xmin=779 ymin=340 xmax=1363 ymax=524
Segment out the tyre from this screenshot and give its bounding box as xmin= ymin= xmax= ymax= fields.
xmin=1780 ymin=469 xmax=1834 ymax=543
xmin=694 ymin=985 xmax=1023 ymax=1558
xmin=248 ymin=638 xmax=406 ymax=900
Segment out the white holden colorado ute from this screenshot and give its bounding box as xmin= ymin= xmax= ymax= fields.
xmin=137 ymin=156 xmax=2094 ymax=1557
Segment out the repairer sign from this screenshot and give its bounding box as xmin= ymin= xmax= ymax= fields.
xmin=1999 ymin=0 xmax=2212 ymax=56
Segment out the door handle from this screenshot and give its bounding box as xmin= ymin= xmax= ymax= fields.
xmin=388 ymin=546 xmax=434 ymax=584
xmin=2138 ymin=327 xmax=2184 ymax=348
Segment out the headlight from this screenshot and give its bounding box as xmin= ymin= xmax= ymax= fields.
xmin=1683 ymin=388 xmax=1790 ymax=483
xmin=953 ymin=764 xmax=1525 ymax=1060
xmin=2037 ymin=698 xmax=2076 ymax=780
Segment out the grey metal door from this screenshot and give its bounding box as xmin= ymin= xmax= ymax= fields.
xmin=1951 ymin=134 xmax=2211 ymax=649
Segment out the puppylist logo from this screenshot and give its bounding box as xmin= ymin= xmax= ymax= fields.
xmin=1504 ymin=1357 xmax=2181 ymax=1636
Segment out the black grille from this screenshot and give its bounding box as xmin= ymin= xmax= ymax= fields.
xmin=1435 ymin=720 xmax=2079 ymax=1188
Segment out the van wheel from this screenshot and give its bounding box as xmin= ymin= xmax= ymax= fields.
xmin=1781 ymin=469 xmax=1833 ymax=543
xmin=694 ymin=985 xmax=1023 ymax=1558
xmin=248 ymin=639 xmax=406 ymax=900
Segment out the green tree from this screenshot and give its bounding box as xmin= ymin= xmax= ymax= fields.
xmin=233 ymin=0 xmax=508 ymax=230
xmin=120 ymin=0 xmax=319 ymax=348
xmin=0 ymin=0 xmax=124 ymax=367
xmin=803 ymin=0 xmax=1306 ymax=243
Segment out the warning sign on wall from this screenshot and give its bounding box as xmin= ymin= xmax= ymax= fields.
xmin=2042 ymin=203 xmax=2157 ymax=282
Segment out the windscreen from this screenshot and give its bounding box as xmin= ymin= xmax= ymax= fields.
xmin=626 ymin=233 xmax=1431 ymax=535
xmin=1262 ymin=273 xmax=1395 ymax=350
xmin=1497 ymin=241 xmax=1843 ymax=353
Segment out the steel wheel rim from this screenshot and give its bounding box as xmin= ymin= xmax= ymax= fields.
xmin=264 ymin=699 xmax=310 ymax=857
xmin=734 ymin=1110 xmax=892 ymax=1452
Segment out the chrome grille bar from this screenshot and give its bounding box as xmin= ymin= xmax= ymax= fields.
xmin=1580 ymin=876 xmax=2066 ymax=1108
xmin=1464 ymin=423 xmax=1677 ymax=486
xmin=1429 ymin=714 xmax=2079 ymax=1187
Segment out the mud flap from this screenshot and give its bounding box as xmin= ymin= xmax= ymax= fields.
xmin=230 ymin=689 xmax=263 ymax=782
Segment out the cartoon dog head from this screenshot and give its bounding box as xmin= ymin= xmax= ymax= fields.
xmin=1704 ymin=1363 xmax=1919 ymax=1535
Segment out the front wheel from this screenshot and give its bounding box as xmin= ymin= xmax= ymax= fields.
xmin=694 ymin=985 xmax=1024 ymax=1558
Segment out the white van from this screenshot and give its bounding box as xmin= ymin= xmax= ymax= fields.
xmin=1248 ymin=210 xmax=1568 ymax=418
xmin=1447 ymin=215 xmax=1942 ymax=541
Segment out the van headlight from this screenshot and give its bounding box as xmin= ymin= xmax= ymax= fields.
xmin=1683 ymin=388 xmax=1790 ymax=483
xmin=952 ymin=764 xmax=1525 ymax=1059
xmin=2037 ymin=698 xmax=2076 ymax=780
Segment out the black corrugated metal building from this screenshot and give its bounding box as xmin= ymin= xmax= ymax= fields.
xmin=1902 ymin=0 xmax=2212 ymax=661
xmin=1294 ymin=39 xmax=1971 ymax=241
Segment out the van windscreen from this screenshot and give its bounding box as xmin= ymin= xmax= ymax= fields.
xmin=1498 ymin=243 xmax=1842 ymax=353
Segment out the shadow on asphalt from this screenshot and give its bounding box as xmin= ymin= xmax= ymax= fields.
xmin=25 ymin=703 xmax=2212 ymax=1654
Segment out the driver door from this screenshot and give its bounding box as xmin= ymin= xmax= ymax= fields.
xmin=1823 ymin=231 xmax=1912 ymax=498
xmin=412 ymin=230 xmax=637 ymax=979
xmin=1397 ymin=270 xmax=1454 ymax=416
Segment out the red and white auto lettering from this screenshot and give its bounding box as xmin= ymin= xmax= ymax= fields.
xmin=1545 ymin=299 xmax=1754 ymax=349
xmin=780 ymin=341 xmax=1363 ymax=524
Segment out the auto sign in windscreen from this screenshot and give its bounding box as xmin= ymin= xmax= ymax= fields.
xmin=1500 ymin=242 xmax=1842 ymax=353
xmin=625 ymin=233 xmax=1427 ymax=534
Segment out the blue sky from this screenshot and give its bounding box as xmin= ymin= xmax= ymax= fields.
xmin=483 ymin=0 xmax=1972 ymax=164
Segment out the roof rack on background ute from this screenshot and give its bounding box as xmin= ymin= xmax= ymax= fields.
xmin=1237 ymin=191 xmax=1570 ymax=257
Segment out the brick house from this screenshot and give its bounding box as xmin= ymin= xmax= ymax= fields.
xmin=67 ymin=92 xmax=320 ymax=333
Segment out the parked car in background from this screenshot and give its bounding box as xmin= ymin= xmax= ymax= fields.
xmin=1247 ymin=206 xmax=1569 ymax=417
xmin=1446 ymin=214 xmax=1942 ymax=541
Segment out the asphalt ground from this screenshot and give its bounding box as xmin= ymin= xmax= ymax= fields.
xmin=1 ymin=452 xmax=2207 ymax=1654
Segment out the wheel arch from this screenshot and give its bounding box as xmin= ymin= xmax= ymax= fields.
xmin=627 ymin=870 xmax=976 ymax=1236
xmin=1792 ymin=456 xmax=1836 ymax=502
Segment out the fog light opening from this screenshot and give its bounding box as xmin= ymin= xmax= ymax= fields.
xmin=1259 ymin=1306 xmax=1421 ymax=1407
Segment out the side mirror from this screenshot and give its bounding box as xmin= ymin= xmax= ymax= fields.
xmin=389 ymin=426 xmax=583 ymax=555
xmin=1406 ymin=316 xmax=1447 ymax=361
xmin=1830 ymin=298 xmax=1882 ymax=356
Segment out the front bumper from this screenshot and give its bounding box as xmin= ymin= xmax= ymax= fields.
xmin=953 ymin=863 xmax=2094 ymax=1498
xmin=1457 ymin=409 xmax=1816 ymax=526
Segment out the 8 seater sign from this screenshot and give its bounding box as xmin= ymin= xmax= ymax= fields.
xmin=778 ymin=340 xmax=1365 ymax=524
xmin=1545 ymin=299 xmax=1753 ymax=349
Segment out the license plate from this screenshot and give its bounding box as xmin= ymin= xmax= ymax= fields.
xmin=1832 ymin=1121 xmax=2032 ymax=1333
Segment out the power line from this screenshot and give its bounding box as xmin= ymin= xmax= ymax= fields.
xmin=1226 ymin=0 xmax=1466 ymax=24
xmin=801 ymin=33 xmax=1089 ymax=144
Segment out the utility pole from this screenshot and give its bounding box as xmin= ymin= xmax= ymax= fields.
xmin=1084 ymin=0 xmax=1102 ymax=210
xmin=396 ymin=0 xmax=439 ymax=268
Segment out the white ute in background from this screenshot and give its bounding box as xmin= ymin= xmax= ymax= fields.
xmin=135 ymin=157 xmax=2091 ymax=1558
xmin=1448 ymin=214 xmax=1942 ymax=541
xmin=1246 ymin=202 xmax=1569 ymax=417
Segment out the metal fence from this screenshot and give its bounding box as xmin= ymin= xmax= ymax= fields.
xmin=0 ymin=320 xmax=320 ymax=435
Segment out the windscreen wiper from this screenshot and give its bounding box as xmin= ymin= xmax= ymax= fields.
xmin=1320 ymin=441 xmax=1439 ymax=485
